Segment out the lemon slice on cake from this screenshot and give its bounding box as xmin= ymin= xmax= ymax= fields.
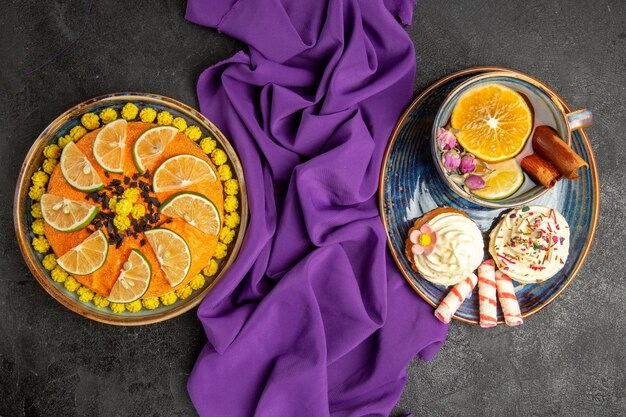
xmin=152 ymin=154 xmax=217 ymax=193
xmin=56 ymin=230 xmax=109 ymax=276
xmin=60 ymin=142 xmax=104 ymax=192
xmin=107 ymin=249 xmax=152 ymax=303
xmin=144 ymin=228 xmax=191 ymax=287
xmin=472 ymin=159 xmax=525 ymax=200
xmin=451 ymin=84 xmax=532 ymax=162
xmin=159 ymin=192 xmax=221 ymax=235
xmin=132 ymin=126 xmax=178 ymax=173
xmin=93 ymin=119 xmax=127 ymax=173
xmin=40 ymin=194 xmax=99 ymax=232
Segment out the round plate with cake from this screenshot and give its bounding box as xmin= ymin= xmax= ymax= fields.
xmin=380 ymin=67 xmax=599 ymax=326
xmin=14 ymin=93 xmax=248 ymax=325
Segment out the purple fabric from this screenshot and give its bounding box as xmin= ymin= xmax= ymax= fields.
xmin=185 ymin=0 xmax=448 ymax=415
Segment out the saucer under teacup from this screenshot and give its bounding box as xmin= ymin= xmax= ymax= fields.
xmin=380 ymin=67 xmax=598 ymax=324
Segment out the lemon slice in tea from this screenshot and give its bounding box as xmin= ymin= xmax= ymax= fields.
xmin=107 ymin=249 xmax=152 ymax=303
xmin=152 ymin=154 xmax=217 ymax=193
xmin=451 ymin=84 xmax=532 ymax=162
xmin=60 ymin=142 xmax=104 ymax=192
xmin=159 ymin=192 xmax=221 ymax=235
xmin=132 ymin=126 xmax=178 ymax=173
xmin=472 ymin=159 xmax=524 ymax=200
xmin=56 ymin=230 xmax=109 ymax=276
xmin=144 ymin=228 xmax=191 ymax=287
xmin=93 ymin=119 xmax=127 ymax=173
xmin=40 ymin=194 xmax=99 ymax=232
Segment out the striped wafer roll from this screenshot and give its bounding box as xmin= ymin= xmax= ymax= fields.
xmin=478 ymin=259 xmax=497 ymax=328
xmin=495 ymin=270 xmax=523 ymax=326
xmin=434 ymin=273 xmax=478 ymax=324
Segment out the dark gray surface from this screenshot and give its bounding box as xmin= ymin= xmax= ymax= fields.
xmin=0 ymin=1 xmax=624 ymax=416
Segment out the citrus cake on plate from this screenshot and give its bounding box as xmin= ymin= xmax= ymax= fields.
xmin=25 ymin=101 xmax=243 ymax=316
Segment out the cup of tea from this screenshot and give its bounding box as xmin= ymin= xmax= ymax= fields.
xmin=431 ymin=71 xmax=592 ymax=209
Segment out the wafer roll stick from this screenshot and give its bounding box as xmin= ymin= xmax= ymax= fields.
xmin=532 ymin=125 xmax=588 ymax=180
xmin=434 ymin=273 xmax=478 ymax=324
xmin=478 ymin=259 xmax=497 ymax=328
xmin=495 ymin=270 xmax=523 ymax=326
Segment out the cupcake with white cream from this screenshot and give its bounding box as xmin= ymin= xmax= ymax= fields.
xmin=405 ymin=208 xmax=484 ymax=287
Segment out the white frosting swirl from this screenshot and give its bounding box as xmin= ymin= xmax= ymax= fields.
xmin=413 ymin=213 xmax=484 ymax=287
xmin=489 ymin=206 xmax=570 ymax=284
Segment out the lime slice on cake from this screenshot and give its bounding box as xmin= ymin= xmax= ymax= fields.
xmin=93 ymin=119 xmax=127 ymax=173
xmin=472 ymin=159 xmax=525 ymax=200
xmin=60 ymin=142 xmax=104 ymax=192
xmin=159 ymin=192 xmax=221 ymax=235
xmin=144 ymin=228 xmax=191 ymax=287
xmin=132 ymin=126 xmax=178 ymax=173
xmin=40 ymin=194 xmax=99 ymax=232
xmin=152 ymin=154 xmax=217 ymax=192
xmin=107 ymin=249 xmax=152 ymax=303
xmin=56 ymin=230 xmax=109 ymax=276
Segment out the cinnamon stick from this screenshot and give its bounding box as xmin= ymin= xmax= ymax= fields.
xmin=532 ymin=125 xmax=588 ymax=180
xmin=521 ymin=153 xmax=562 ymax=188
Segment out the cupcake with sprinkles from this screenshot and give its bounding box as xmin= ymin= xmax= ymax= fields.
xmin=489 ymin=205 xmax=570 ymax=284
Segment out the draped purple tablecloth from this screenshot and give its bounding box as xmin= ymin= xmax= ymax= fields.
xmin=185 ymin=0 xmax=448 ymax=415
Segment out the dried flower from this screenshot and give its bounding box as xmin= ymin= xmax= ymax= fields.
xmin=465 ymin=174 xmax=486 ymax=190
xmin=121 ymin=103 xmax=139 ymax=121
xmin=460 ymin=155 xmax=476 ymax=174
xmin=436 ymin=128 xmax=457 ymax=150
xmin=442 ymin=151 xmax=461 ymax=172
xmin=157 ymin=110 xmax=173 ymax=125
xmin=139 ymin=107 xmax=157 ymax=123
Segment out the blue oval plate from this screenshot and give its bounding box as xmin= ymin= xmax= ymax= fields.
xmin=380 ymin=67 xmax=599 ymax=324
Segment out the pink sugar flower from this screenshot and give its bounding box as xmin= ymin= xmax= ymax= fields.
xmin=409 ymin=224 xmax=438 ymax=256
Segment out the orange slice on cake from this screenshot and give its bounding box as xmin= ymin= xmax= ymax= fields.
xmin=60 ymin=142 xmax=104 ymax=192
xmin=152 ymin=154 xmax=217 ymax=192
xmin=132 ymin=126 xmax=178 ymax=173
xmin=159 ymin=192 xmax=221 ymax=235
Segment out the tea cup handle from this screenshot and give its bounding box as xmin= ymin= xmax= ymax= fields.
xmin=566 ymin=109 xmax=592 ymax=131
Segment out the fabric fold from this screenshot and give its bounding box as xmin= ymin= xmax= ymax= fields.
xmin=186 ymin=0 xmax=448 ymax=415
